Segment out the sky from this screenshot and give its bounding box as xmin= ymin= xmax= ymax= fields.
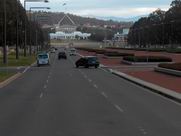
xmin=21 ymin=0 xmax=174 ymax=18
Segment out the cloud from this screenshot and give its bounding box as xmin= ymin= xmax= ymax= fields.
xmin=67 ymin=6 xmax=170 ymax=17
xmin=20 ymin=0 xmax=172 ymax=17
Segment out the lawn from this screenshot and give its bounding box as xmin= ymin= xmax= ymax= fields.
xmin=0 ymin=72 xmax=16 ymax=82
xmin=0 ymin=54 xmax=36 ymax=67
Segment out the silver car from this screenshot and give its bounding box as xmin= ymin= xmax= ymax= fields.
xmin=37 ymin=53 xmax=50 ymax=67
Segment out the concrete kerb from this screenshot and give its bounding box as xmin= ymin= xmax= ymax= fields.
xmin=110 ymin=69 xmax=181 ymax=103
xmin=155 ymin=67 xmax=181 ymax=77
xmin=74 ymin=52 xmax=181 ymax=103
xmin=0 ymin=72 xmax=22 ymax=89
xmin=0 ymin=61 xmax=37 ymax=89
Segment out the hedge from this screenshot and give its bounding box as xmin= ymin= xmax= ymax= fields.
xmin=104 ymin=52 xmax=134 ymax=57
xmin=123 ymin=56 xmax=172 ymax=62
xmin=106 ymin=47 xmax=181 ymax=53
xmin=76 ymin=47 xmax=106 ymax=54
xmin=158 ymin=63 xmax=181 ymax=71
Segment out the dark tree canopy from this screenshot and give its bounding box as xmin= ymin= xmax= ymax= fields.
xmin=128 ymin=0 xmax=181 ymax=48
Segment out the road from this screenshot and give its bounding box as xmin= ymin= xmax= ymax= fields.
xmin=0 ymin=49 xmax=181 ymax=136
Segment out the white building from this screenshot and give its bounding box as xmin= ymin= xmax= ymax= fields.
xmin=50 ymin=14 xmax=91 ymax=40
xmin=113 ymin=28 xmax=130 ymax=46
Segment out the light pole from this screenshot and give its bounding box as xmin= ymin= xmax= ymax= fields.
xmin=16 ymin=0 xmax=19 ymax=59
xmin=3 ymin=0 xmax=7 ymax=64
xmin=23 ymin=0 xmax=49 ymax=56
xmin=29 ymin=7 xmax=50 ymax=55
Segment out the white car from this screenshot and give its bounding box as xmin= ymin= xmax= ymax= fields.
xmin=69 ymin=48 xmax=77 ymax=56
xmin=37 ymin=53 xmax=50 ymax=67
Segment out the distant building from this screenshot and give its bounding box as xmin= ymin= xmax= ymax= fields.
xmin=113 ymin=28 xmax=130 ymax=47
xmin=50 ymin=14 xmax=91 ymax=40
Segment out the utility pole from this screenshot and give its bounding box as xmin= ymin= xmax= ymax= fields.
xmin=16 ymin=0 xmax=19 ymax=59
xmin=3 ymin=0 xmax=7 ymax=64
xmin=24 ymin=0 xmax=27 ymax=57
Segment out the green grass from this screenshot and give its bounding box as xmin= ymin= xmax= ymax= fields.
xmin=0 ymin=54 xmax=36 ymax=67
xmin=0 ymin=72 xmax=16 ymax=82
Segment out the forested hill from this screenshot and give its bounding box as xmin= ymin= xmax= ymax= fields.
xmin=33 ymin=12 xmax=133 ymax=28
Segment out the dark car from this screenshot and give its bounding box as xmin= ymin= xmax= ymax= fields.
xmin=58 ymin=52 xmax=67 ymax=59
xmin=75 ymin=56 xmax=100 ymax=68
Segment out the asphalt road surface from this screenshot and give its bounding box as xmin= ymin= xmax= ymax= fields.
xmin=0 ymin=49 xmax=181 ymax=136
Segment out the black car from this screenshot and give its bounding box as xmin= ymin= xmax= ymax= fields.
xmin=75 ymin=56 xmax=100 ymax=68
xmin=58 ymin=52 xmax=67 ymax=59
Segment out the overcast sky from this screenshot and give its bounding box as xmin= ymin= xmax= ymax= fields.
xmin=21 ymin=0 xmax=173 ymax=18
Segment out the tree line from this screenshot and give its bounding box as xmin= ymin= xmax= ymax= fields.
xmin=0 ymin=0 xmax=50 ymax=57
xmin=128 ymin=0 xmax=181 ymax=48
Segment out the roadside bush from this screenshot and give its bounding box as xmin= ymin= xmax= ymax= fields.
xmin=104 ymin=52 xmax=134 ymax=57
xmin=76 ymin=47 xmax=107 ymax=54
xmin=158 ymin=63 xmax=181 ymax=71
xmin=166 ymin=49 xmax=181 ymax=53
xmin=123 ymin=56 xmax=172 ymax=62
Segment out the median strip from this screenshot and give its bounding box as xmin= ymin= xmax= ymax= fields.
xmin=0 ymin=72 xmax=22 ymax=89
xmin=111 ymin=69 xmax=181 ymax=104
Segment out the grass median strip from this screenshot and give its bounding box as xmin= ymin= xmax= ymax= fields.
xmin=0 ymin=72 xmax=16 ymax=82
xmin=0 ymin=54 xmax=36 ymax=67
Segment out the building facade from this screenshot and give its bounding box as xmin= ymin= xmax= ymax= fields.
xmin=50 ymin=14 xmax=91 ymax=40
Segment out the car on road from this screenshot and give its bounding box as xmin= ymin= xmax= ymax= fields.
xmin=75 ymin=56 xmax=100 ymax=68
xmin=58 ymin=51 xmax=67 ymax=59
xmin=69 ymin=48 xmax=76 ymax=56
xmin=50 ymin=48 xmax=56 ymax=53
xmin=37 ymin=53 xmax=50 ymax=67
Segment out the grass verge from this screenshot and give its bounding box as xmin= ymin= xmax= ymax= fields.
xmin=0 ymin=72 xmax=16 ymax=82
xmin=0 ymin=54 xmax=36 ymax=67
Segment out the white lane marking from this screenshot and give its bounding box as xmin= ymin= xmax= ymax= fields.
xmin=40 ymin=92 xmax=43 ymax=98
xmin=44 ymin=85 xmax=47 ymax=89
xmin=138 ymin=127 xmax=148 ymax=135
xmin=99 ymin=67 xmax=109 ymax=73
xmin=88 ymin=79 xmax=92 ymax=83
xmin=101 ymin=92 xmax=108 ymax=98
xmin=46 ymin=79 xmax=49 ymax=83
xmin=23 ymin=66 xmax=30 ymax=73
xmin=84 ymin=75 xmax=87 ymax=78
xmin=114 ymin=104 xmax=124 ymax=113
xmin=48 ymin=75 xmax=50 ymax=79
xmin=93 ymin=84 xmax=98 ymax=89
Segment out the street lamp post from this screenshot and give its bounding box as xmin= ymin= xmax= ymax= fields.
xmin=16 ymin=0 xmax=19 ymax=59
xmin=3 ymin=0 xmax=7 ymax=64
xmin=29 ymin=7 xmax=50 ymax=55
xmin=23 ymin=0 xmax=49 ymax=56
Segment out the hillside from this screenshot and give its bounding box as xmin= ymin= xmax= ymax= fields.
xmin=33 ymin=11 xmax=133 ymax=28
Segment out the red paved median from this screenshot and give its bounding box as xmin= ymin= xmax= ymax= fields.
xmin=78 ymin=49 xmax=181 ymax=93
xmin=124 ymin=70 xmax=181 ymax=93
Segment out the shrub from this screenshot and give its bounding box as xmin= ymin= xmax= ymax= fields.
xmin=158 ymin=63 xmax=181 ymax=71
xmin=104 ymin=52 xmax=134 ymax=57
xmin=123 ymin=56 xmax=172 ymax=62
xmin=166 ymin=49 xmax=181 ymax=53
xmin=76 ymin=47 xmax=106 ymax=54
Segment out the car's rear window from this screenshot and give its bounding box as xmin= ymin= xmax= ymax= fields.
xmin=88 ymin=57 xmax=97 ymax=61
xmin=38 ymin=54 xmax=48 ymax=59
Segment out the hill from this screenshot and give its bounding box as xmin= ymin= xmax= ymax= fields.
xmin=33 ymin=12 xmax=133 ymax=28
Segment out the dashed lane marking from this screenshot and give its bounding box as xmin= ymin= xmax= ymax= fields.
xmin=93 ymin=84 xmax=98 ymax=89
xmin=40 ymin=92 xmax=43 ymax=98
xmin=138 ymin=127 xmax=148 ymax=135
xmin=23 ymin=66 xmax=30 ymax=73
xmin=101 ymin=92 xmax=108 ymax=98
xmin=114 ymin=104 xmax=124 ymax=113
xmin=88 ymin=79 xmax=92 ymax=83
xmin=44 ymin=85 xmax=47 ymax=89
